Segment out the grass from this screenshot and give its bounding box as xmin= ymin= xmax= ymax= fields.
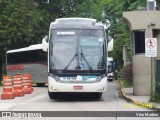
xmin=120 ymin=79 xmax=133 ymax=88
xmin=150 ymin=83 xmax=160 ymax=103
xmin=150 ymin=93 xmax=160 ymax=103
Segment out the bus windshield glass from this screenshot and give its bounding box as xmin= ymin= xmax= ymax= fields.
xmin=50 ymin=29 xmax=105 ymax=70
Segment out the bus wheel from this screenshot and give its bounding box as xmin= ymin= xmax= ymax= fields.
xmin=108 ymin=79 xmax=113 ymax=82
xmin=93 ymin=92 xmax=102 ymax=99
xmin=37 ymin=83 xmax=45 ymax=87
xmin=48 ymin=91 xmax=60 ymax=99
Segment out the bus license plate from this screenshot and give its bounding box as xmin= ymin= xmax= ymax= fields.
xmin=73 ymin=86 xmax=83 ymax=90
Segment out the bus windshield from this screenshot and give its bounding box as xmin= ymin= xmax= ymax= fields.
xmin=50 ymin=29 xmax=105 ymax=70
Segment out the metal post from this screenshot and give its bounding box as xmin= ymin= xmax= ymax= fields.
xmin=147 ymin=23 xmax=156 ymax=95
xmin=123 ymin=45 xmax=127 ymax=67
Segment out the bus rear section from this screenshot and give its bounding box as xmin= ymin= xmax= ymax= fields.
xmin=6 ymin=44 xmax=48 ymax=86
xmin=42 ymin=18 xmax=110 ymax=99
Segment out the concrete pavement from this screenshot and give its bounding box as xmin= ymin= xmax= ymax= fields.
xmin=0 ymin=81 xmax=159 ymax=120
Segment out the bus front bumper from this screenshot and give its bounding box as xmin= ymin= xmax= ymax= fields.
xmin=48 ymin=76 xmax=107 ymax=93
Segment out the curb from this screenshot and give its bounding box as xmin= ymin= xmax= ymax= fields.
xmin=119 ymin=80 xmax=160 ymax=111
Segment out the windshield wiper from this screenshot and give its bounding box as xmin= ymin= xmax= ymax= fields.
xmin=64 ymin=46 xmax=93 ymax=70
xmin=64 ymin=53 xmax=78 ymax=70
xmin=80 ymin=46 xmax=93 ymax=70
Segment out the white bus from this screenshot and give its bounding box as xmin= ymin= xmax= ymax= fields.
xmin=6 ymin=44 xmax=48 ymax=86
xmin=42 ymin=18 xmax=113 ymax=99
xmin=107 ymin=57 xmax=115 ymax=81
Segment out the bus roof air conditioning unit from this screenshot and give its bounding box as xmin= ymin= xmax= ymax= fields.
xmin=147 ymin=0 xmax=157 ymax=10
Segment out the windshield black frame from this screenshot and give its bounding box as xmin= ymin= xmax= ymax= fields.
xmin=49 ymin=29 xmax=107 ymax=74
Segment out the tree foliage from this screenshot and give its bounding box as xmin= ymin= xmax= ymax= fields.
xmin=0 ymin=0 xmax=49 ymax=78
xmin=102 ymin=0 xmax=160 ymax=70
xmin=0 ymin=0 xmax=160 ymax=77
xmin=0 ymin=0 xmax=49 ymax=50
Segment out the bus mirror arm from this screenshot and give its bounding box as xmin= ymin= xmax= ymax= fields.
xmin=107 ymin=38 xmax=113 ymax=52
xmin=42 ymin=35 xmax=49 ymax=52
xmin=45 ymin=35 xmax=49 ymax=42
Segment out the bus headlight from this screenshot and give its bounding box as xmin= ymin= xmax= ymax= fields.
xmin=96 ymin=74 xmax=106 ymax=82
xmin=54 ymin=75 xmax=61 ymax=82
xmin=96 ymin=76 xmax=102 ymax=82
xmin=50 ymin=74 xmax=61 ymax=82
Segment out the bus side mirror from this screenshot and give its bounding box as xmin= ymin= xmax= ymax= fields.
xmin=107 ymin=38 xmax=113 ymax=52
xmin=42 ymin=35 xmax=49 ymax=52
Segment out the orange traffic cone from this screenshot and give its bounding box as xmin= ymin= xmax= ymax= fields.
xmin=1 ymin=76 xmax=15 ymax=100
xmin=22 ymin=74 xmax=33 ymax=94
xmin=13 ymin=74 xmax=24 ymax=97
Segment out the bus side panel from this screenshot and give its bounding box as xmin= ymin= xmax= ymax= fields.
xmin=7 ymin=64 xmax=48 ymax=84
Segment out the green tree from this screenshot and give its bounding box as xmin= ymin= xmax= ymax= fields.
xmin=1 ymin=0 xmax=159 ymax=79
xmin=36 ymin=0 xmax=104 ymax=21
xmin=0 ymin=0 xmax=49 ymax=79
xmin=101 ymin=0 xmax=159 ymax=70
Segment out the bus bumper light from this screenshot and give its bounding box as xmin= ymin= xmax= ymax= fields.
xmin=51 ymin=87 xmax=59 ymax=91
xmin=99 ymin=87 xmax=105 ymax=91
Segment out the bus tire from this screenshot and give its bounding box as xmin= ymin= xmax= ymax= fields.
xmin=93 ymin=92 xmax=102 ymax=99
xmin=37 ymin=83 xmax=45 ymax=87
xmin=48 ymin=91 xmax=60 ymax=99
xmin=108 ymin=79 xmax=113 ymax=82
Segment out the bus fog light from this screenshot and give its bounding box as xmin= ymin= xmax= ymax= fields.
xmin=100 ymin=87 xmax=105 ymax=90
xmin=51 ymin=87 xmax=56 ymax=90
